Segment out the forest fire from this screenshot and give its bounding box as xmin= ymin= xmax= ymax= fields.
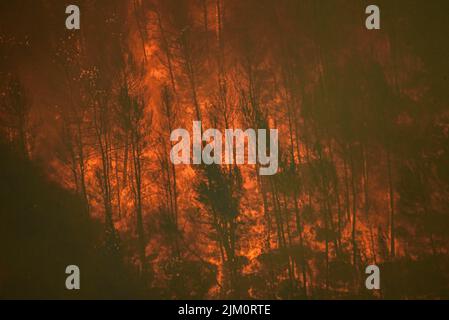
xmin=0 ymin=0 xmax=449 ymax=300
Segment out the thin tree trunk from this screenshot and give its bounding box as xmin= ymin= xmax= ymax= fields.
xmin=386 ymin=148 xmax=395 ymax=258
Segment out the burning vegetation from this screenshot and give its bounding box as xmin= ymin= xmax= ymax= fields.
xmin=1 ymin=0 xmax=449 ymax=299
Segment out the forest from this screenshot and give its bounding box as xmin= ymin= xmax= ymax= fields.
xmin=1 ymin=0 xmax=449 ymax=299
